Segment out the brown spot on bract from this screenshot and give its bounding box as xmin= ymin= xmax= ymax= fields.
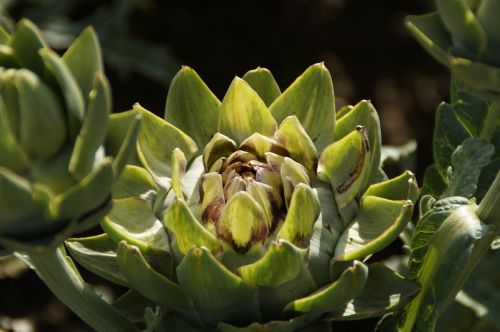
xmin=202 ymin=197 xmax=224 ymax=224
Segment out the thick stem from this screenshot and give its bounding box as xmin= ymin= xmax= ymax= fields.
xmin=477 ymin=171 xmax=500 ymax=227
xmin=480 ymin=102 xmax=500 ymax=141
xmin=28 ymin=247 xmax=139 ymax=332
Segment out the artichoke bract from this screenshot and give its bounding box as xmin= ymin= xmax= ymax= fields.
xmin=0 ymin=20 xmax=139 ymax=253
xmin=406 ymin=0 xmax=500 ymax=100
xmin=68 ymin=64 xmax=420 ymax=330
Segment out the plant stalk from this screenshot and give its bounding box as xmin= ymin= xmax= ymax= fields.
xmin=480 ymin=102 xmax=500 ymax=141
xmin=477 ymin=171 xmax=500 ymax=227
xmin=28 ymin=246 xmax=139 ymax=332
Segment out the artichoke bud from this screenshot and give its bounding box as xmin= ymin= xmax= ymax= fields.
xmin=68 ymin=64 xmax=420 ymax=329
xmin=0 ymin=20 xmax=139 ymax=252
xmin=14 ymin=69 xmax=67 ymax=161
xmin=318 ymin=126 xmax=370 ymax=210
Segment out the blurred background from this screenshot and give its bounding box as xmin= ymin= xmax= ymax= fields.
xmin=0 ymin=0 xmax=450 ymax=331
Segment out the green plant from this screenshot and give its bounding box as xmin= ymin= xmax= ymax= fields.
xmin=0 ymin=19 xmax=140 ymax=332
xmin=374 ymin=1 xmax=500 ymax=330
xmin=65 ymin=64 xmax=421 ymax=331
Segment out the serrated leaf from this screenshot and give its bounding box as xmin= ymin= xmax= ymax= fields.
xmin=408 ymin=196 xmax=470 ymax=278
xmin=441 ymin=138 xmax=494 ymax=198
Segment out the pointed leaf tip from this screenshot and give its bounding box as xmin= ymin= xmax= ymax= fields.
xmin=218 ymin=77 xmax=277 ymax=143
xmin=165 ymin=66 xmax=220 ymax=147
xmin=270 ymin=63 xmax=335 ymax=152
xmin=242 ymin=67 xmax=281 ymax=106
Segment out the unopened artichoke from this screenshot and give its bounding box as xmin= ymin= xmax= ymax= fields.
xmin=68 ymin=64 xmax=420 ymax=331
xmin=0 ymin=20 xmax=139 ymax=252
xmin=406 ymin=0 xmax=500 ymax=100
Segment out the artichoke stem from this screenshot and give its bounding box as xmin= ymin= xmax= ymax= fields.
xmin=480 ymin=101 xmax=500 ymax=141
xmin=477 ymin=171 xmax=500 ymax=228
xmin=28 ymin=246 xmax=139 ymax=332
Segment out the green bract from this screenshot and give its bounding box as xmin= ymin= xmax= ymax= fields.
xmin=0 ymin=20 xmax=139 ymax=253
xmin=68 ymin=64 xmax=420 ymax=330
xmin=406 ymin=0 xmax=500 ymax=100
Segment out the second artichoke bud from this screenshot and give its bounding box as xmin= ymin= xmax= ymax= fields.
xmin=0 ymin=20 xmax=140 ymax=253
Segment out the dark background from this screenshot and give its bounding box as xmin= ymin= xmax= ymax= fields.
xmin=0 ymin=0 xmax=448 ymax=331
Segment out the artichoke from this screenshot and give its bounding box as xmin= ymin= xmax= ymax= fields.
xmin=406 ymin=0 xmax=500 ymax=100
xmin=0 ymin=20 xmax=139 ymax=253
xmin=68 ymin=64 xmax=420 ymax=331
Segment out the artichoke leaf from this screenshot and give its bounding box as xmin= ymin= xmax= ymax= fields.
xmin=274 ymin=116 xmax=318 ymax=173
xmin=333 ymin=100 xmax=381 ymax=191
xmin=202 ymin=133 xmax=236 ymax=171
xmin=134 ymin=104 xmax=198 ymax=189
xmin=280 ymin=157 xmax=310 ymax=208
xmin=183 ymin=155 xmax=204 ymax=206
xmin=0 ymin=167 xmax=52 ymax=236
xmin=39 ymin=48 xmax=85 ymax=137
xmin=307 ymin=185 xmax=343 ymax=286
xmin=164 ymin=66 xmax=221 ymax=147
xmin=334 ymin=196 xmax=412 ymax=261
xmin=0 ymin=26 xmax=10 ymax=44
xmin=284 ymin=261 xmax=368 ymax=314
xmin=112 ymin=165 xmax=158 ymax=199
xmin=8 ymin=19 xmax=47 ymax=76
xmin=326 ymin=263 xmax=420 ymax=321
xmin=102 ymin=197 xmax=171 ymax=258
xmin=66 ymin=233 xmax=128 ymax=287
xmin=218 ymin=313 xmax=324 ymax=332
xmin=112 ymin=112 xmax=142 ymax=179
xmin=69 ymin=73 xmax=111 ymax=180
xmin=218 ymin=77 xmax=277 ymax=143
xmin=176 ymin=246 xmax=261 ymax=326
xmin=277 ymin=183 xmax=320 ymax=244
xmin=0 ymin=97 xmax=28 ymax=172
xmin=269 ymin=63 xmax=335 ymax=152
xmin=117 ymin=241 xmax=195 ymax=310
xmin=171 ymin=148 xmax=187 ymax=199
xmin=318 ymin=127 xmax=370 ymax=210
xmin=113 ymin=289 xmax=157 ymax=324
xmin=363 ymin=171 xmax=419 ymax=204
xmin=15 ymin=69 xmax=67 ymax=162
xmin=48 ymin=158 xmax=113 ymax=221
xmin=217 ymin=192 xmax=268 ymax=252
xmin=199 ymin=172 xmax=225 ymax=225
xmin=242 ymin=67 xmax=281 ymax=106
xmin=163 ymin=198 xmax=221 ymax=255
xmin=238 ymin=239 xmax=306 ymax=287
xmin=239 ymin=133 xmax=288 ymax=160
xmin=62 ymin=27 xmax=103 ymax=103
